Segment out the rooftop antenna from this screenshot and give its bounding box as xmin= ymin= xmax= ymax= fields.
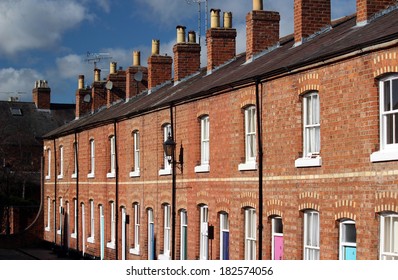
xmin=85 ymin=52 xmax=112 ymax=70
xmin=186 ymin=0 xmax=209 ymax=45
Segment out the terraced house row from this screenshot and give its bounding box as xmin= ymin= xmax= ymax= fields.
xmin=42 ymin=0 xmax=398 ymax=260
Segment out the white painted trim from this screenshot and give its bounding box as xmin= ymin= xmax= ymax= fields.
xmin=370 ymin=150 xmax=398 ymax=162
xmin=194 ymin=164 xmax=210 ymax=173
xmin=295 ymin=157 xmax=322 ymax=168
xmin=129 ymin=170 xmax=140 ymax=177
xmin=238 ymin=161 xmax=257 ymax=171
xmin=159 ymin=168 xmax=171 ymax=176
xmin=106 ymin=172 xmax=116 ymax=178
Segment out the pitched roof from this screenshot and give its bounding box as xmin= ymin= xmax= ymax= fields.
xmin=43 ymin=9 xmax=398 ymax=139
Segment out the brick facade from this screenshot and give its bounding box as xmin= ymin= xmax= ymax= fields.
xmin=42 ymin=1 xmax=398 ymax=260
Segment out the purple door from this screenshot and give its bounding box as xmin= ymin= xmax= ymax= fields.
xmin=274 ymin=236 xmax=283 ymax=260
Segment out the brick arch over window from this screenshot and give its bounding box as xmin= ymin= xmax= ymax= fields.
xmin=375 ymin=191 xmax=398 ymax=213
xmin=298 ymin=191 xmax=320 ymax=212
xmin=297 ymin=72 xmax=321 ymax=96
xmin=334 ymin=199 xmax=357 ymax=221
xmin=239 ymin=191 xmax=258 ymax=209
xmin=266 ymin=199 xmax=284 ymax=218
xmin=373 ymin=51 xmax=398 ymax=78
xmin=215 ymin=197 xmax=231 ymax=214
xmin=196 ymin=190 xmax=210 ymax=205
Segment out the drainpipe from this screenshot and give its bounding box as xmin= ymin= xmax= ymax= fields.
xmin=170 ymin=105 xmax=177 ymax=260
xmin=74 ymin=131 xmax=79 ymax=254
xmin=255 ymin=77 xmax=264 ymax=260
xmin=114 ymin=120 xmax=119 ymax=260
xmin=53 ymin=139 xmax=57 ymax=247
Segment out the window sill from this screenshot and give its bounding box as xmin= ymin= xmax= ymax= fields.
xmin=238 ymin=161 xmax=257 ymax=171
xmin=159 ymin=168 xmax=171 ymax=176
xmin=158 ymin=253 xmax=171 ymax=260
xmin=57 ymin=230 xmax=61 ymax=235
xmin=194 ymin=164 xmax=210 ymax=173
xmin=57 ymin=175 xmax=63 ymax=179
xmin=87 ymin=173 xmax=95 ymax=179
xmin=129 ymin=170 xmax=140 ymax=178
xmin=106 ymin=242 xmax=115 ymax=249
xmin=87 ymin=237 xmax=95 ymax=244
xmin=370 ymin=150 xmax=398 ymax=162
xmin=129 ymin=247 xmax=140 ymax=255
xmin=45 ymin=227 xmax=50 ymax=232
xmin=71 ymin=233 xmax=77 ymax=239
xmin=295 ymin=157 xmax=322 ymax=168
xmin=106 ymin=172 xmax=116 ymax=178
xmin=71 ymin=173 xmax=77 ymax=179
xmin=45 ymin=176 xmax=50 ymax=180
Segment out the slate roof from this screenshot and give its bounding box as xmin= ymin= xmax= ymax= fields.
xmin=43 ymin=8 xmax=398 ymax=139
xmin=0 ymin=101 xmax=75 ymax=146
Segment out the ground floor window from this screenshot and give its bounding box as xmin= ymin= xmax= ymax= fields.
xmin=220 ymin=212 xmax=229 ymax=260
xmin=245 ymin=207 xmax=256 ymax=260
xmin=303 ymin=210 xmax=320 ymax=260
xmin=339 ymin=220 xmax=356 ymax=260
xmin=380 ymin=213 xmax=398 ymax=260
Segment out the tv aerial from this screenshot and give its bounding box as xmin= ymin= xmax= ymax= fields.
xmin=85 ymin=52 xmax=112 ymax=70
xmin=186 ymin=0 xmax=209 ymax=45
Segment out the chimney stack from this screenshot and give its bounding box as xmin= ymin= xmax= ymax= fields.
xmin=32 ymin=80 xmax=51 ymax=110
xmin=207 ymin=9 xmax=237 ymax=72
xmin=75 ymin=75 xmax=91 ymax=118
xmin=127 ymin=51 xmax=148 ymax=99
xmin=173 ymin=26 xmax=201 ymax=82
xmin=356 ymin=0 xmax=397 ymax=25
xmin=148 ymin=40 xmax=173 ymax=90
xmin=294 ymin=0 xmax=331 ymax=45
xmin=246 ymin=0 xmax=280 ymax=61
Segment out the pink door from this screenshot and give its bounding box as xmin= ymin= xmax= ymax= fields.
xmin=274 ymin=236 xmax=283 ymax=260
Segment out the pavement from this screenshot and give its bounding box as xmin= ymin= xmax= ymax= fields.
xmin=0 ymin=246 xmax=81 ymax=260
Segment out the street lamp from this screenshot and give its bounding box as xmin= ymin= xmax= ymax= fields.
xmin=163 ymin=133 xmax=183 ymax=260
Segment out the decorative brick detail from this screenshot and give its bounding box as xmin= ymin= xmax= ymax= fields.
xmin=297 ymin=72 xmax=320 ymax=95
xmin=246 ymin=10 xmax=280 ymax=61
xmin=294 ymin=0 xmax=331 ymax=44
xmin=298 ymin=192 xmax=320 ymax=211
xmin=373 ymin=51 xmax=398 ymax=77
xmin=266 ymin=199 xmax=284 ymax=217
xmin=375 ymin=191 xmax=398 ymax=213
xmin=356 ymin=0 xmax=397 ymax=24
xmin=207 ymin=28 xmax=237 ymax=72
xmin=334 ymin=200 xmax=357 ymax=220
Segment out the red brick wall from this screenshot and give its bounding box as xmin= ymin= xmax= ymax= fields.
xmin=173 ymin=43 xmax=201 ymax=82
xmin=206 ymin=28 xmax=237 ymax=71
xmin=356 ymin=0 xmax=397 ymax=23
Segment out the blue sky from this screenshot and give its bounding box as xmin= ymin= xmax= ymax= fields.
xmin=0 ymin=0 xmax=356 ymax=104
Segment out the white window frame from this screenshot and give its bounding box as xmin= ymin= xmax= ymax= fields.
xmin=295 ymin=91 xmax=322 ymax=167
xmin=107 ymin=135 xmax=116 ymax=178
xmin=271 ymin=216 xmax=283 ymax=260
xmin=46 ymin=149 xmax=51 ymax=179
xmin=72 ymin=142 xmax=78 ymax=178
xmin=130 ymin=203 xmax=140 ymax=255
xmin=158 ymin=204 xmax=171 ymax=260
xmin=45 ymin=197 xmax=51 ymax=231
xmin=130 ymin=131 xmax=140 ymax=177
xmin=339 ymin=219 xmax=356 ymax=260
xmin=379 ymin=213 xmax=398 ymax=260
xmin=244 ymin=207 xmax=256 ymax=260
xmin=180 ymin=210 xmax=188 ymax=260
xmin=71 ymin=198 xmax=77 ymax=238
xmin=239 ymin=106 xmax=257 ymax=171
xmin=88 ymin=139 xmax=95 ymax=178
xmin=148 ymin=208 xmax=155 ymax=260
xmin=57 ymin=197 xmax=63 ymax=235
xmin=159 ymin=124 xmax=172 ymax=176
xmin=195 ymin=116 xmax=210 ymax=173
xmin=200 ymin=205 xmax=209 ymax=260
xmin=57 ymin=146 xmax=64 ymax=179
xmin=107 ymin=201 xmax=116 ymax=249
xmin=220 ymin=212 xmax=229 ymax=260
xmin=303 ymin=210 xmax=320 ymax=260
xmin=371 ymin=75 xmax=398 ymax=162
xmin=87 ymin=199 xmax=95 ymax=243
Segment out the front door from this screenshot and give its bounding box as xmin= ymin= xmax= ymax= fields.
xmin=274 ymin=236 xmax=284 ymax=260
xmin=344 ymin=246 xmax=356 ymax=260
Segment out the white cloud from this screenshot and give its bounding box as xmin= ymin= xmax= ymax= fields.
xmin=0 ymin=0 xmax=88 ymax=55
xmin=0 ymin=68 xmax=42 ymax=101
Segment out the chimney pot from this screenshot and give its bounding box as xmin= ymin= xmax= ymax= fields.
xmin=110 ymin=62 xmax=117 ymax=74
xmin=151 ymin=39 xmax=160 ymax=55
xmin=188 ymin=31 xmax=196 ymax=43
xmin=210 ymin=9 xmax=221 ymax=28
xmin=176 ymin=25 xmax=186 ymax=43
xmin=94 ymin=68 xmax=101 ymax=82
xmin=253 ymin=0 xmax=263 ymax=11
xmin=133 ymin=51 xmax=141 ymax=66
xmin=223 ymin=12 xmax=232 ymax=28
xmin=78 ymin=75 xmax=85 ymax=89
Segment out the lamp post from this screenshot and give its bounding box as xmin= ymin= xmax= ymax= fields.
xmin=163 ymin=133 xmax=183 ymax=260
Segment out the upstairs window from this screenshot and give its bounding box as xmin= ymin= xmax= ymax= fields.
xmin=195 ymin=115 xmax=210 ymax=173
xmin=88 ymin=139 xmax=95 ymax=178
xmin=239 ymin=106 xmax=257 ymax=171
xmin=371 ymin=75 xmax=398 ymax=162
xmin=57 ymin=146 xmax=64 ymax=179
xmin=45 ymin=149 xmax=51 ymax=179
xmin=159 ymin=124 xmax=172 ymax=176
xmin=296 ymin=91 xmax=322 ymax=167
xmin=130 ymin=131 xmax=140 ymax=177
xmin=107 ymin=135 xmax=116 ymax=178
xmin=72 ymin=142 xmax=78 ymax=178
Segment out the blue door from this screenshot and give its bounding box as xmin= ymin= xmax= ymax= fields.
xmin=344 ymin=246 xmax=356 ymax=260
xmin=222 ymin=232 xmax=229 ymax=260
xmin=149 ymin=223 xmax=155 ymax=260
